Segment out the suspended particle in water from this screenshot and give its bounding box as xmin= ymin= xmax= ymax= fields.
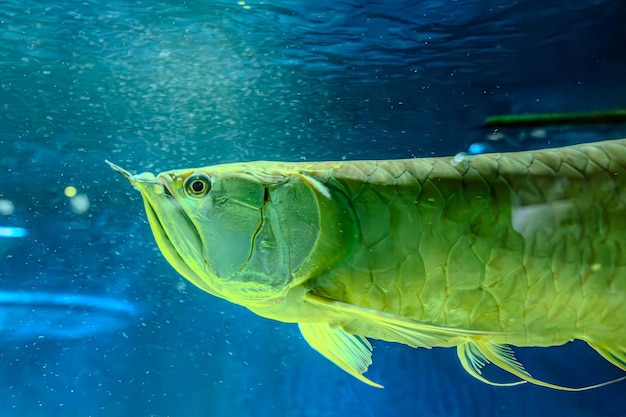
xmin=64 ymin=186 xmax=77 ymax=198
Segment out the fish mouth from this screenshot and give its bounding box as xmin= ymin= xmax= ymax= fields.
xmin=106 ymin=160 xmax=226 ymax=297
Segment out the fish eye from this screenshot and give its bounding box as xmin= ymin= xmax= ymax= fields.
xmin=184 ymin=173 xmax=211 ymax=197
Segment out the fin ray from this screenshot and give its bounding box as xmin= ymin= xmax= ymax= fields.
xmin=461 ymin=339 xmax=626 ymax=391
xmin=305 ymin=293 xmax=499 ymax=349
xmin=457 ymin=342 xmax=526 ymax=387
xmin=298 ymin=322 xmax=383 ymax=388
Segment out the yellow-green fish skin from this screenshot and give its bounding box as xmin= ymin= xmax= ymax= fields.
xmin=306 ymin=140 xmax=626 ymax=350
xmin=111 ymin=139 xmax=626 ymax=388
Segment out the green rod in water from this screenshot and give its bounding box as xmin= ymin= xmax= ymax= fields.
xmin=484 ymin=109 xmax=626 ymax=128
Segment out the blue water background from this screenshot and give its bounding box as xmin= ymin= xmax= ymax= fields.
xmin=1 ymin=0 xmax=626 ymax=416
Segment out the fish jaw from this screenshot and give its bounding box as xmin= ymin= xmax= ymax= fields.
xmin=138 ymin=186 xmax=218 ymax=296
xmin=106 ymin=161 xmax=225 ymax=298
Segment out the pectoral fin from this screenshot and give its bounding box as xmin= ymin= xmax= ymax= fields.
xmin=298 ymin=322 xmax=382 ymax=388
xmin=304 ymin=293 xmax=497 ymax=348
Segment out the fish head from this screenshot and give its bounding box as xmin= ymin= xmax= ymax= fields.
xmin=108 ymin=160 xmax=341 ymax=308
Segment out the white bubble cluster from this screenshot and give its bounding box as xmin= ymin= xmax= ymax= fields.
xmin=0 ymin=199 xmax=15 ymax=215
xmin=69 ymin=194 xmax=90 ymax=214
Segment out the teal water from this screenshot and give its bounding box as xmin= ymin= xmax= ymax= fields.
xmin=1 ymin=1 xmax=626 ymax=416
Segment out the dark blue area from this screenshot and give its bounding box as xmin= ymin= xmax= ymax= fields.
xmin=1 ymin=1 xmax=626 ymax=416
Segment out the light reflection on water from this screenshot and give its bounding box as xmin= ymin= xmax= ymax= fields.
xmin=0 ymin=291 xmax=137 ymax=341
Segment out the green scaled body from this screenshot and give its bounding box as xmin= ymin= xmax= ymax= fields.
xmin=108 ymin=139 xmax=626 ymax=390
